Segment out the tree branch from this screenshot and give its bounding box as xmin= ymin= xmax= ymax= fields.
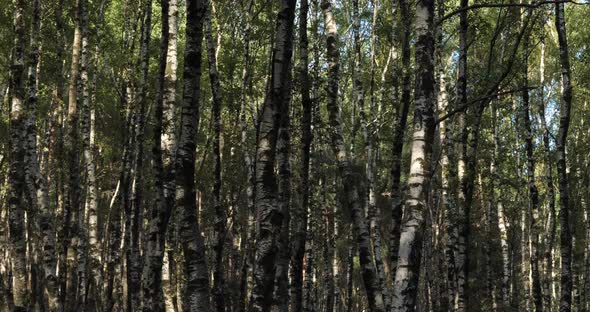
xmin=435 ymin=86 xmax=539 ymax=124
xmin=437 ymin=0 xmax=585 ymax=25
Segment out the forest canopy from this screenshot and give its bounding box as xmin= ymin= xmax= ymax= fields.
xmin=1 ymin=0 xmax=590 ymax=311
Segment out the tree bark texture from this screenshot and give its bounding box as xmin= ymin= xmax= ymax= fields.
xmin=555 ymin=2 xmax=573 ymax=311
xmin=175 ymin=0 xmax=210 ymax=310
xmin=7 ymin=1 xmax=29 ymax=309
xmin=390 ymin=0 xmax=412 ymax=280
xmin=250 ymin=1 xmax=296 ymax=311
xmin=289 ymin=0 xmax=312 ymax=310
xmin=391 ymin=0 xmax=435 ymax=310
xmin=205 ymin=7 xmax=226 ymax=312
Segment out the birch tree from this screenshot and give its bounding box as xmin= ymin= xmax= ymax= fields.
xmin=391 ymin=0 xmax=435 ymax=310
xmin=142 ymin=0 xmax=175 ymax=307
xmin=7 ymin=1 xmax=28 ymax=309
xmin=322 ymin=0 xmax=385 ymax=310
xmin=1 ymin=1 xmax=590 ymax=312
xmin=390 ymin=0 xmax=412 ymax=279
xmin=205 ymin=6 xmax=226 ymax=312
xmin=250 ymin=1 xmax=296 ymax=310
xmin=175 ymin=0 xmax=210 ymax=310
xmin=64 ymin=0 xmax=85 ymax=308
xmin=289 ymin=0 xmax=312 ymax=310
xmin=555 ymin=2 xmax=574 ymax=311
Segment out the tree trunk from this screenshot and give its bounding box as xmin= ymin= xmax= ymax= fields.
xmin=323 ymin=179 xmax=334 ymax=312
xmin=238 ymin=2 xmax=255 ymax=312
xmin=390 ymin=0 xmax=411 ymax=280
xmin=7 ymin=1 xmax=28 ymax=310
xmin=205 ymin=6 xmax=226 ymax=312
xmin=142 ymin=0 xmax=171 ymax=310
xmin=22 ymin=0 xmax=60 ymax=310
xmin=344 ymin=235 xmax=354 ymax=312
xmin=321 ymin=1 xmax=385 ymax=310
xmin=175 ymin=0 xmax=210 ymax=310
xmin=538 ymin=33 xmax=557 ymax=312
xmin=302 ymin=174 xmax=316 ymax=312
xmin=250 ymin=1 xmax=296 ymax=310
xmin=289 ymin=0 xmax=312 ymax=310
xmin=454 ymin=1 xmax=469 ymax=310
xmin=554 ymin=2 xmax=573 ymax=311
xmin=84 ymin=1 xmax=107 ymax=308
xmin=303 ymin=3 xmax=320 ymax=310
xmin=76 ymin=3 xmax=90 ymax=307
xmin=391 ymin=0 xmax=435 ymax=311
xmin=436 ymin=23 xmax=458 ymax=312
xmin=64 ymin=0 xmax=85 ymax=308
xmin=127 ymin=1 xmax=152 ymax=310
xmin=521 ymin=38 xmax=542 ymax=312
xmin=489 ymin=104 xmax=511 ymax=310
xmin=52 ymin=1 xmax=68 ymax=308
xmin=272 ymin=79 xmax=292 ymax=312
xmin=162 ymin=0 xmax=179 ymax=310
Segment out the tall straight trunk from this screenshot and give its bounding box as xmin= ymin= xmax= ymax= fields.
xmin=122 ymin=11 xmax=139 ymax=307
xmin=391 ymin=0 xmax=435 ymax=311
xmin=437 ymin=25 xmax=458 ymax=312
xmin=155 ymin=9 xmax=174 ymax=302
xmin=302 ymin=206 xmax=316 ymax=312
xmin=128 ymin=2 xmax=152 ymax=310
xmin=143 ymin=0 xmax=177 ymax=310
xmin=76 ymin=4 xmax=90 ymax=307
xmin=323 ymin=178 xmax=335 ymax=312
xmin=52 ymin=1 xmax=68 ymax=307
xmin=490 ymin=104 xmax=510 ymax=310
xmin=175 ymin=0 xmax=210 ymax=310
xmin=85 ymin=1 xmax=107 ymax=307
xmin=23 ymin=0 xmax=60 ymax=310
xmin=205 ymin=7 xmax=226 ymax=312
xmin=64 ymin=0 xmax=85 ymax=308
xmin=238 ymin=2 xmax=255 ymax=311
xmin=7 ymin=1 xmax=28 ymax=310
xmin=163 ymin=0 xmax=179 ymax=310
xmin=250 ymin=1 xmax=296 ymax=310
xmin=289 ymin=0 xmax=312 ymax=310
xmin=554 ymin=2 xmax=573 ymax=311
xmin=538 ymin=34 xmax=557 ymax=312
xmin=432 ymin=2 xmax=447 ymax=310
xmin=321 ymin=1 xmax=385 ymax=311
xmin=271 ymin=2 xmax=295 ymax=303
xmin=345 ymin=231 xmax=354 ymax=312
xmin=352 ymin=0 xmax=365 ymax=166
xmin=435 ymin=3 xmax=457 ymax=311
xmin=521 ymin=39 xmax=542 ymax=312
xmin=454 ymin=1 xmax=469 ymax=310
xmin=390 ymin=0 xmax=411 ymax=279
xmin=303 ymin=3 xmax=320 ymax=310
xmin=479 ymin=174 xmax=497 ymax=312
xmin=272 ymin=78 xmax=292 ymax=312
xmin=325 ymin=177 xmax=342 ymax=312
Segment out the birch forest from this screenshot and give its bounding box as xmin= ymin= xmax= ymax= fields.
xmin=1 ymin=0 xmax=590 ymax=311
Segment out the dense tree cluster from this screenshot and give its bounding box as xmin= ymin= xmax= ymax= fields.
xmin=0 ymin=0 xmax=589 ymax=311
